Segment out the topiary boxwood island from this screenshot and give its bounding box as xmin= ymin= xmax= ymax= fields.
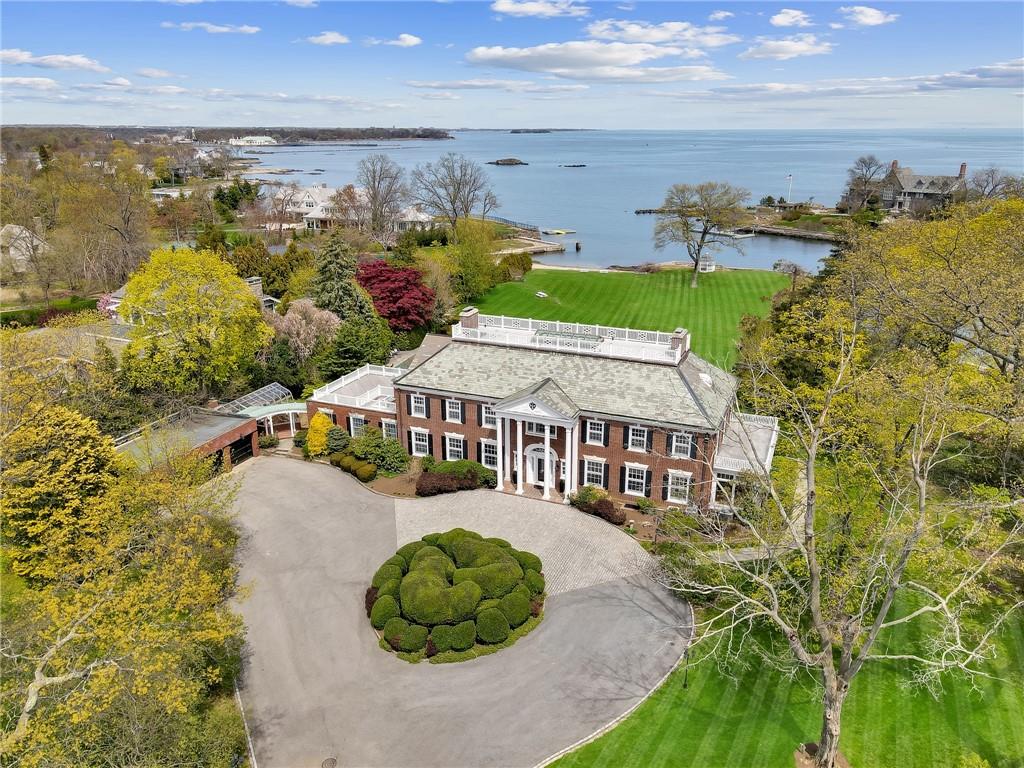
xmin=365 ymin=528 xmax=546 ymax=663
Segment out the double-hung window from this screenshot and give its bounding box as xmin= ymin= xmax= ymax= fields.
xmin=445 ymin=399 xmax=462 ymax=423
xmin=628 ymin=425 xmax=648 ymax=452
xmin=584 ymin=459 xmax=605 ymax=487
xmin=446 ymin=434 xmax=465 ymax=461
xmin=410 ymin=394 xmax=427 ymax=418
xmin=411 ymin=429 xmax=429 ymax=457
xmin=526 ymin=421 xmax=549 ymax=437
xmin=481 ymin=404 xmax=497 ymax=428
xmin=625 ymin=464 xmax=647 ymax=496
xmin=667 ymin=470 xmax=692 ymax=504
xmin=382 ymin=419 xmax=398 ymax=441
xmin=670 ymin=432 xmax=692 ymax=458
xmin=349 ymin=414 xmax=366 ymax=437
xmin=480 ymin=440 xmax=498 ymax=469
xmin=586 ymin=420 xmax=605 ymax=445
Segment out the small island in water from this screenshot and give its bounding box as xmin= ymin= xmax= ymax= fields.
xmin=488 ymin=158 xmax=529 ymax=166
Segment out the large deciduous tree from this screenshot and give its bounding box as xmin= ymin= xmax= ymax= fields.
xmin=411 ymin=153 xmax=498 ymax=230
xmin=264 ymin=298 xmax=340 ymax=364
xmin=654 ymin=181 xmax=749 ymax=288
xmin=355 ymin=260 xmax=435 ymax=331
xmin=118 ymin=247 xmax=272 ymax=396
xmin=317 ymin=315 xmax=395 ymax=380
xmin=356 ymin=153 xmax=407 ymax=237
xmin=311 ymin=231 xmax=376 ymax=321
xmin=844 ymin=154 xmax=887 ymax=211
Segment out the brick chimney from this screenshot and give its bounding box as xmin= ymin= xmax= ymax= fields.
xmin=890 ymin=159 xmax=899 ymax=171
xmin=958 ymin=162 xmax=967 ymax=179
xmin=670 ymin=328 xmax=690 ymax=360
xmin=459 ymin=306 xmax=479 ymax=330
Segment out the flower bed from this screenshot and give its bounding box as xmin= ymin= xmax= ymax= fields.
xmin=365 ymin=527 xmax=546 ymax=663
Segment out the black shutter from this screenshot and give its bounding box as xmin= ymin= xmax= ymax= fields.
xmin=378 ymin=420 xmax=383 ymax=432
xmin=662 ymin=473 xmax=670 ymax=501
xmin=690 ymin=435 xmax=699 ymax=459
xmin=427 ymin=434 xmax=434 ymax=456
xmin=462 ymin=439 xmax=468 ymax=460
xmin=424 ymin=397 xmax=431 ymax=419
xmin=441 ymin=436 xmax=447 ymax=461
xmin=646 ymin=430 xmax=653 ymax=452
xmin=603 ymin=423 xmax=610 ymax=446
xmin=619 ymin=465 xmax=626 ymax=493
xmin=602 ymin=463 xmax=610 ymax=489
xmin=476 ymin=403 xmax=483 ymax=427
xmin=407 ymin=429 xmax=413 ymax=454
xmin=622 ymin=426 xmax=629 ymax=450
xmin=644 ymin=470 xmax=653 ymax=498
xmin=406 ymin=393 xmax=413 ymax=416
xmin=578 ymin=460 xmax=584 ymax=486
xmin=666 ymin=433 xmax=673 ymax=455
xmin=460 ymin=402 xmax=466 ymax=424
xmin=477 ymin=441 xmax=482 ymax=463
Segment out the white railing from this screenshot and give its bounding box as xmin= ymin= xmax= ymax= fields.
xmin=313 ymin=364 xmax=404 ymax=398
xmin=316 ymin=385 xmax=397 ymax=411
xmin=454 ymin=318 xmax=683 ymax=365
xmin=738 ymin=413 xmax=779 ymax=428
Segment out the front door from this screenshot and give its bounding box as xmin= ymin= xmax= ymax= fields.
xmin=527 ymin=448 xmax=554 ymax=487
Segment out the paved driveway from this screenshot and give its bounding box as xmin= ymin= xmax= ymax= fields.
xmin=234 ymin=456 xmax=690 ymax=768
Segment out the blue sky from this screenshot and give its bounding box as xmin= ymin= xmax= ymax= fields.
xmin=2 ymin=1 xmax=1022 ymax=128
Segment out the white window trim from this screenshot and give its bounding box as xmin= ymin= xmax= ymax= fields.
xmin=525 ymin=421 xmax=549 ymax=436
xmin=480 ymin=437 xmax=498 ymax=469
xmin=381 ymin=418 xmax=398 ymax=441
xmin=410 ymin=427 xmax=429 ymax=457
xmin=624 ymin=462 xmax=648 ymax=497
xmin=667 ymin=469 xmax=693 ymax=505
xmin=481 ymin=404 xmax=497 ymax=429
xmin=349 ymin=412 xmax=367 ymax=437
xmin=445 ymin=399 xmax=462 ymax=423
xmin=410 ymin=394 xmax=427 ymax=418
xmin=627 ymin=425 xmax=648 ymax=452
xmin=585 ymin=419 xmax=605 ymax=445
xmin=445 ymin=433 xmax=465 ymax=461
xmin=583 ymin=458 xmax=605 ymax=487
xmin=670 ymin=432 xmax=692 ymax=458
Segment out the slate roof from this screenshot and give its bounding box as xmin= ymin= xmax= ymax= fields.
xmin=496 ymin=377 xmax=580 ymax=419
xmin=890 ymin=168 xmax=964 ymax=195
xmin=394 ymin=341 xmax=737 ymax=431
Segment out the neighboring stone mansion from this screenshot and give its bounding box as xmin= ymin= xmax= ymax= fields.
xmin=306 ymin=308 xmax=778 ymax=511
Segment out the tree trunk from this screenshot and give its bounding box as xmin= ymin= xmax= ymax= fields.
xmin=690 ymin=264 xmax=699 ymax=288
xmin=815 ymin=679 xmax=848 ymax=768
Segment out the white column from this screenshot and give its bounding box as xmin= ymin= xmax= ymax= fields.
xmin=495 ymin=417 xmax=505 ymax=491
xmin=267 ymin=416 xmax=274 ymax=436
xmin=503 ymin=417 xmax=512 ymax=481
xmin=515 ymin=419 xmax=524 ymax=495
xmin=288 ymin=411 xmax=295 ymax=434
xmin=542 ymin=424 xmax=552 ymax=500
xmin=563 ymin=425 xmax=574 ymax=504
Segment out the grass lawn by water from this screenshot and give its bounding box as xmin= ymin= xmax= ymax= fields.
xmin=473 ymin=268 xmax=788 ymax=369
xmin=553 ymin=614 xmax=1024 ymax=768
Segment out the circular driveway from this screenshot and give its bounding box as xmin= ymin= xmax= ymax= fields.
xmin=235 ymin=456 xmax=690 ymax=768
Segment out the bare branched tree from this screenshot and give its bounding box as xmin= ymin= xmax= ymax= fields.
xmin=331 ymin=183 xmax=370 ymax=233
xmin=845 ymin=154 xmax=887 ymax=211
xmin=653 ymin=182 xmax=749 ymax=288
xmin=356 ymin=153 xmax=407 ymax=238
xmin=265 ymin=181 xmax=301 ymax=244
xmin=410 ymin=153 xmax=498 ymax=230
xmin=652 ymin=299 xmax=1023 ymax=768
xmin=967 ymin=166 xmax=1024 ymax=200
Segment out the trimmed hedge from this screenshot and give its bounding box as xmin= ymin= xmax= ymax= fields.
xmin=368 ymin=528 xmax=546 ymax=661
xmin=415 ymin=472 xmax=460 ymax=497
xmin=415 ymin=460 xmax=497 ymax=496
xmin=476 ymin=608 xmax=511 ymax=644
xmin=595 ymin=498 xmax=626 ymax=525
xmin=355 ymin=462 xmax=378 ymax=482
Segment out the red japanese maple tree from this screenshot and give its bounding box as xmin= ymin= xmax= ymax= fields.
xmin=356 ymin=260 xmax=436 ymax=332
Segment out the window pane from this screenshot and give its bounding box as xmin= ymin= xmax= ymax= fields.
xmin=585 ymin=460 xmax=603 ymax=486
xmin=629 ymin=427 xmax=647 ymax=450
xmin=482 ymin=442 xmax=497 ymax=468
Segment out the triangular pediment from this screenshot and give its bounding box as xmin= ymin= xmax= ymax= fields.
xmin=494 ymin=378 xmax=579 ymax=422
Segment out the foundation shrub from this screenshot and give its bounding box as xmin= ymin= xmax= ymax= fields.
xmin=328 ymin=452 xmax=347 ymax=467
xmin=292 ymin=428 xmax=308 ymax=449
xmin=258 ymin=434 xmax=280 ymax=449
xmin=355 ymin=462 xmax=378 ymax=482
xmin=595 ymin=498 xmax=626 ymax=525
xmin=326 ymin=426 xmax=350 ymax=453
xmin=427 ymin=460 xmax=497 ymax=489
xmin=415 ymin=472 xmax=460 ymax=497
xmin=569 ymin=484 xmax=606 ymax=512
xmin=476 ymin=608 xmax=511 ymax=644
xmin=370 ymin=595 xmax=400 ymax=629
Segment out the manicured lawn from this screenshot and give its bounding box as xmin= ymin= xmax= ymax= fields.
xmin=473 ymin=268 xmax=788 ymax=369
xmin=553 ymin=615 xmax=1024 ymax=768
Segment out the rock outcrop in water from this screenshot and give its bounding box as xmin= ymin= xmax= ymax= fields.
xmin=487 ymin=158 xmax=528 ymax=166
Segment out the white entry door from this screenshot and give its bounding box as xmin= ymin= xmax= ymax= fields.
xmin=526 ymin=447 xmax=555 ymax=487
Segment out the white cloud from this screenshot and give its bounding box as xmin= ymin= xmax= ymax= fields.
xmin=1 ymin=76 xmax=60 ymax=90
xmin=367 ymin=33 xmax=423 ymax=47
xmin=285 ymin=0 xmax=318 ymax=6
xmin=160 ymin=21 xmax=260 ymax=34
xmin=739 ymin=34 xmax=832 ymax=60
xmin=136 ymin=67 xmax=177 ymax=78
xmin=419 ymin=92 xmax=461 ymax=100
xmin=468 ymin=41 xmax=729 ymax=82
xmin=585 ymin=19 xmax=740 ymax=49
xmin=829 ymin=22 xmax=845 ymax=29
xmin=0 ymin=48 xmax=109 ymax=72
xmin=490 ymin=0 xmax=589 ymax=19
xmin=306 ymin=30 xmax=350 ymax=45
xmin=408 ymin=78 xmax=588 ymax=93
xmin=838 ymin=5 xmax=898 ymax=26
xmin=654 ymin=58 xmax=1024 ymax=101
xmin=708 ymin=10 xmax=734 ymax=21
xmin=198 ymin=88 xmax=403 ymax=111
xmin=770 ymin=9 xmax=813 ymax=27
xmin=105 ymin=76 xmax=133 ymax=87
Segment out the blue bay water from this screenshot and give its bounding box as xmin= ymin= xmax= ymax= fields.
xmin=246 ymin=129 xmax=1023 ymax=272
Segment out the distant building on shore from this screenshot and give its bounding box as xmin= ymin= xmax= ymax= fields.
xmin=229 ymin=135 xmax=277 ymax=147
xmin=878 ymin=160 xmax=967 ymax=213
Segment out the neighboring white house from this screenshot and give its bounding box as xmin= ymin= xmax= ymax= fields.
xmin=281 ymin=183 xmax=434 ymax=232
xmin=229 ymin=136 xmax=278 ymax=147
xmin=0 ymin=224 xmax=49 ymax=276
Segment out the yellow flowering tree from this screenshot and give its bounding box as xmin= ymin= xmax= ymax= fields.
xmin=306 ymin=411 xmax=332 ymax=457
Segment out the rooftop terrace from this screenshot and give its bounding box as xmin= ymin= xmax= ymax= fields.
xmin=310 ymin=364 xmax=404 ymax=412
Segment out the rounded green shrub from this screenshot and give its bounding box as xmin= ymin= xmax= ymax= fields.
xmin=484 ymin=537 xmax=511 ymax=548
xmin=510 ymin=549 xmax=542 ymax=574
xmin=328 ymin=452 xmax=346 ymax=467
xmin=421 ymin=532 xmax=442 ymax=546
xmin=499 ymin=590 xmax=531 ymax=628
xmin=372 ymin=563 xmax=403 ymax=589
xmin=384 ymin=554 xmax=407 ymax=573
xmin=436 ymin=528 xmax=482 ymax=557
xmin=370 ymin=595 xmax=400 ymax=630
xmin=476 ymin=608 xmax=511 ymax=644
xmin=430 ymin=624 xmax=455 ymax=653
xmin=339 ymin=454 xmax=356 ymax=472
xmin=409 ymin=546 xmax=456 ymax=578
xmin=400 ymin=569 xmax=482 ymax=626
xmin=382 ymin=616 xmax=409 ymax=643
xmin=376 ymin=578 xmax=401 ymax=601
xmin=475 ymin=598 xmax=500 ymax=615
xmin=397 ymin=540 xmax=429 ymax=563
xmin=524 ymin=569 xmax=545 ymax=595
xmin=454 ymin=560 xmax=524 ymax=599
xmin=399 ymin=624 xmax=429 ymax=653
xmin=356 ymin=462 xmax=378 ymax=482
xmin=512 ymin=583 xmax=532 ymax=602
xmin=451 ymin=620 xmax=476 ymax=651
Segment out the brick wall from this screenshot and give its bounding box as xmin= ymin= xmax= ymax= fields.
xmin=305 ymin=400 xmax=398 ymax=439
xmin=394 ymin=389 xmax=499 ymax=464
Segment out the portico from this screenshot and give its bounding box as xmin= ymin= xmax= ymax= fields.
xmin=493 ymin=378 xmax=580 ymax=504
